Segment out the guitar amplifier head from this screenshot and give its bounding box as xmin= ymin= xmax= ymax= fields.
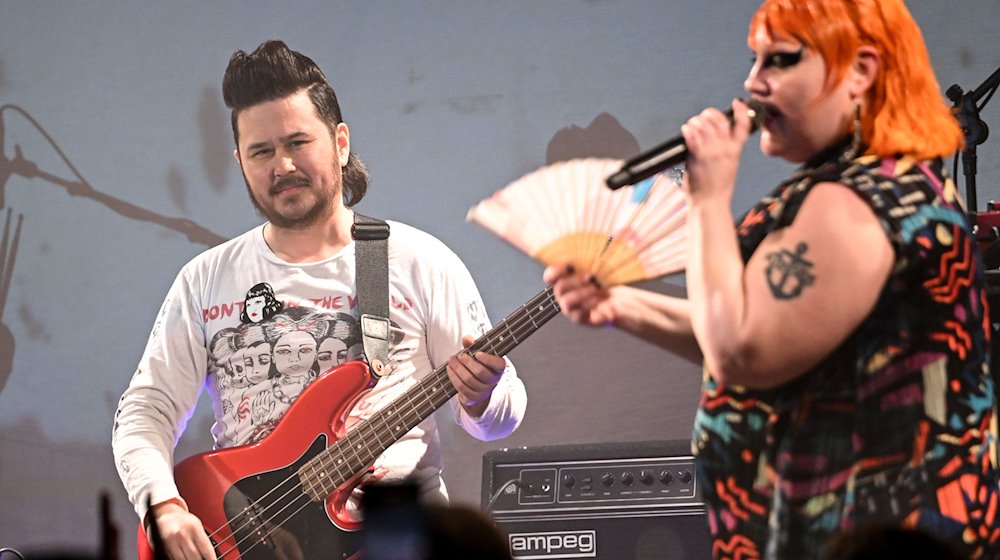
xmin=482 ymin=440 xmax=712 ymax=560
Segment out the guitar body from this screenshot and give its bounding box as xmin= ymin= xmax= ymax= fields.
xmin=137 ymin=361 xmax=376 ymax=560
xmin=134 ymin=287 xmax=562 ymax=560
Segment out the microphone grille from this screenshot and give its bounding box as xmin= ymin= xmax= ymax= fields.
xmin=743 ymin=98 xmax=769 ymax=132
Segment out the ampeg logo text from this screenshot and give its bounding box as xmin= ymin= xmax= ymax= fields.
xmin=509 ymin=530 xmax=597 ymax=559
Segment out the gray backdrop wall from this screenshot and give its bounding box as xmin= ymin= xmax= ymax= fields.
xmin=1 ymin=1 xmax=998 ymax=557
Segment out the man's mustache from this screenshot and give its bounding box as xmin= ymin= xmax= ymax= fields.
xmin=270 ymin=175 xmax=312 ymax=194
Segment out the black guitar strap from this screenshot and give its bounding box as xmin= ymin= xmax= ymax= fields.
xmin=351 ymin=212 xmax=391 ymax=378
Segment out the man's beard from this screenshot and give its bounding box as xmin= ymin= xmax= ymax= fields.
xmin=245 ymin=176 xmax=334 ymax=230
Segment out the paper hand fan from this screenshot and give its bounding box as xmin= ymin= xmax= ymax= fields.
xmin=467 ymin=158 xmax=687 ymax=287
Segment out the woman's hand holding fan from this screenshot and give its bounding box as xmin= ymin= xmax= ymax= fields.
xmin=467 ymin=158 xmax=688 ymax=287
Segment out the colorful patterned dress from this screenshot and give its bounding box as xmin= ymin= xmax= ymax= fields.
xmin=692 ymin=148 xmax=1000 ymax=559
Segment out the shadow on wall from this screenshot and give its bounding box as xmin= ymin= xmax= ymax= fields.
xmin=0 ymin=208 xmax=22 ymax=394
xmin=0 ymin=102 xmax=229 ymax=400
xmin=198 ymin=86 xmax=233 ymax=196
xmin=438 ymin=109 xmax=701 ymax=513
xmin=0 ymin=104 xmax=226 ymax=249
xmin=546 ymin=112 xmax=640 ymax=165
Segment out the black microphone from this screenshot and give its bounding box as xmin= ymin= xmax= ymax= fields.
xmin=605 ymin=99 xmax=769 ymax=190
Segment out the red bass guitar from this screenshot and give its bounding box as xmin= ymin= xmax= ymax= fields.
xmin=137 ymin=287 xmax=558 ymax=560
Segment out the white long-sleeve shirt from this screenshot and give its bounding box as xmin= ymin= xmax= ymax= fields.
xmin=112 ymin=220 xmax=526 ymax=521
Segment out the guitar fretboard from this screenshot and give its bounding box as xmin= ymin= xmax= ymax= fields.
xmin=298 ymin=286 xmax=560 ymax=499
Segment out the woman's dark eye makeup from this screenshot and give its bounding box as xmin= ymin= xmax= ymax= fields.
xmin=752 ymin=48 xmax=804 ymax=70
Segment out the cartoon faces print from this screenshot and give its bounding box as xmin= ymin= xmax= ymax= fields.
xmin=316 ymin=336 xmax=347 ymax=374
xmin=242 ymin=339 xmax=273 ymax=385
xmin=240 ymin=282 xmax=283 ymax=324
xmin=211 ymin=326 xmax=255 ymax=390
xmin=263 ymin=308 xmax=329 ymax=404
xmin=265 ymin=309 xmax=328 ymax=380
xmin=316 ymin=313 xmax=363 ymax=374
xmin=208 ymin=324 xmax=274 ymax=424
xmin=208 ymin=284 xmax=410 ymax=444
xmin=228 ymin=325 xmax=273 ymax=386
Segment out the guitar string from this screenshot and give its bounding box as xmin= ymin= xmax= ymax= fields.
xmin=211 ymin=376 xmax=454 ymax=557
xmin=215 ymin=289 xmax=560 ymax=556
xmin=215 ymin=288 xmax=558 ymax=557
xmin=290 ymin=287 xmax=559 ymax=499
xmin=207 ymin=288 xmax=559 ymax=557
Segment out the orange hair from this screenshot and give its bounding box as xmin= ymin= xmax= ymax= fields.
xmin=748 ymin=0 xmax=963 ymax=160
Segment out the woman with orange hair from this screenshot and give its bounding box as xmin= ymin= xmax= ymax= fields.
xmin=545 ymin=0 xmax=998 ymax=557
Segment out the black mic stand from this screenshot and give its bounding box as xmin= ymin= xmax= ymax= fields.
xmin=947 ymin=68 xmax=1000 ymax=271
xmin=950 ymin=66 xmax=1000 ymax=398
xmin=0 ymin=104 xmax=227 ymax=247
xmin=946 ymin=65 xmax=1000 ymax=214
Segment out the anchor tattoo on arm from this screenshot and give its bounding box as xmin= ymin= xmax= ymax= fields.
xmin=764 ymin=242 xmax=815 ymax=300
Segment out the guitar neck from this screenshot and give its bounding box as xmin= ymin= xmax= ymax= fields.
xmin=299 ymin=286 xmax=560 ymax=497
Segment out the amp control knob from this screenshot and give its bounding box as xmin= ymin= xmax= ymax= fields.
xmin=679 ymin=470 xmax=693 ymax=484
xmin=639 ymin=470 xmax=654 ymax=485
xmin=562 ymin=474 xmax=577 ymax=489
xmin=620 ymin=471 xmax=635 ymax=486
xmin=600 ymin=473 xmax=615 ymax=487
xmin=658 ymin=470 xmax=674 ymax=485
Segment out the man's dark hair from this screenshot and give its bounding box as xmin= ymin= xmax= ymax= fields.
xmin=222 ymin=40 xmax=369 ymax=206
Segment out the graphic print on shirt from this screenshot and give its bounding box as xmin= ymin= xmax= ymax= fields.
xmin=466 ymin=300 xmax=489 ymax=337
xmin=208 ymin=292 xmax=403 ymax=444
xmin=240 ymin=282 xmax=283 ymax=324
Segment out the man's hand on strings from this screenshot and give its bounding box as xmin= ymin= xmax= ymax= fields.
xmin=148 ymin=501 xmax=217 ymax=560
xmin=447 ymin=335 xmax=506 ymax=418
